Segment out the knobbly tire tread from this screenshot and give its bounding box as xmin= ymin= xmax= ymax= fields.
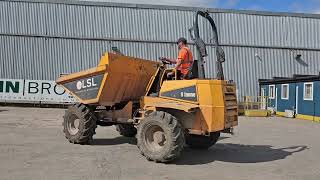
xmin=115 ymin=124 xmax=137 ymax=137
xmin=186 ymin=132 xmax=220 ymax=149
xmin=137 ymin=111 xmax=185 ymax=163
xmin=63 ymin=103 xmax=97 ymax=145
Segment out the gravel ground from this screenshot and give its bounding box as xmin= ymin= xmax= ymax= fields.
xmin=0 ymin=106 xmax=319 ymax=180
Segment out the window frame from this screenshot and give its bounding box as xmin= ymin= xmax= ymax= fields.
xmin=281 ymin=84 xmax=289 ymax=100
xmin=268 ymin=85 xmax=275 ymax=99
xmin=303 ymin=82 xmax=314 ymax=101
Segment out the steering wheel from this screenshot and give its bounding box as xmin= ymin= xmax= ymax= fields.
xmin=159 ymin=57 xmax=171 ymax=65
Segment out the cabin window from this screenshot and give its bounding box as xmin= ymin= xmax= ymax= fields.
xmin=269 ymin=85 xmax=275 ymax=99
xmin=304 ymin=82 xmax=313 ymax=101
xmin=281 ymin=84 xmax=289 ymax=100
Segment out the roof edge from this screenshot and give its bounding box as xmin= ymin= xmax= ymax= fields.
xmin=4 ymin=0 xmax=320 ymax=19
xmin=259 ymin=73 xmax=320 ymax=85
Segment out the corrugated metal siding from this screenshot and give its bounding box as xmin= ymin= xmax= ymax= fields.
xmin=0 ymin=35 xmax=184 ymax=79
xmin=2 ymin=34 xmax=320 ymax=98
xmin=1 ymin=1 xmax=320 ymax=48
xmin=1 ymin=0 xmax=320 ymax=98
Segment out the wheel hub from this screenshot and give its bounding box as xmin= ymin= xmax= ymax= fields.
xmin=67 ymin=115 xmax=80 ymax=135
xmin=145 ymin=125 xmax=166 ymax=152
xmin=153 ymin=131 xmax=165 ymax=145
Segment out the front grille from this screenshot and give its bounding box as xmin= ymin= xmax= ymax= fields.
xmin=224 ymin=85 xmax=238 ymax=125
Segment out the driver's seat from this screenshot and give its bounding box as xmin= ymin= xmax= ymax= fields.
xmin=185 ymin=60 xmax=199 ymax=79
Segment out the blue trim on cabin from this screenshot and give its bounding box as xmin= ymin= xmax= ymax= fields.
xmin=296 ymin=81 xmax=320 ymax=117
xmin=315 ymin=81 xmax=320 ymax=117
xmin=261 ymin=84 xmax=276 ymax=108
xmin=259 ymin=75 xmax=320 ymax=120
xmin=276 ymin=83 xmax=296 ymax=112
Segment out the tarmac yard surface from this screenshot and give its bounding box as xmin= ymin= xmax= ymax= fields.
xmin=0 ymin=106 xmax=319 ymax=180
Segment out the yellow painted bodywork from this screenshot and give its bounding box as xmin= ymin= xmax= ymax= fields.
xmin=56 ymin=52 xmax=160 ymax=106
xmin=142 ymin=80 xmax=238 ymax=134
xmin=56 ymin=52 xmax=238 ymax=133
xmin=141 ymin=96 xmax=199 ymax=112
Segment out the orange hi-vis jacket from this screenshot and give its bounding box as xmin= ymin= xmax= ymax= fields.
xmin=177 ymin=46 xmax=193 ymax=75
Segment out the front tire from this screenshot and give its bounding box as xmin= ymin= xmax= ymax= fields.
xmin=186 ymin=132 xmax=220 ymax=149
xmin=137 ymin=111 xmax=185 ymax=163
xmin=63 ymin=103 xmax=97 ymax=144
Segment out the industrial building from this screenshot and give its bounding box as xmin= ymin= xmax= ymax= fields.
xmin=1 ymin=0 xmax=320 ymax=103
xmin=259 ymin=74 xmax=320 ymax=121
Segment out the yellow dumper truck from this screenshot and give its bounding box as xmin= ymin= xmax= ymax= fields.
xmin=56 ymin=11 xmax=238 ymax=163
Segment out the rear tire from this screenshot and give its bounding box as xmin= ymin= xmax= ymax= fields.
xmin=137 ymin=111 xmax=185 ymax=163
xmin=63 ymin=103 xmax=97 ymax=144
xmin=116 ymin=124 xmax=137 ymax=137
xmin=186 ymin=132 xmax=220 ymax=149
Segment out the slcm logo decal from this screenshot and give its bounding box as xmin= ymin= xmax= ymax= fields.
xmin=180 ymin=92 xmax=196 ymax=98
xmin=76 ymin=78 xmax=97 ymax=90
